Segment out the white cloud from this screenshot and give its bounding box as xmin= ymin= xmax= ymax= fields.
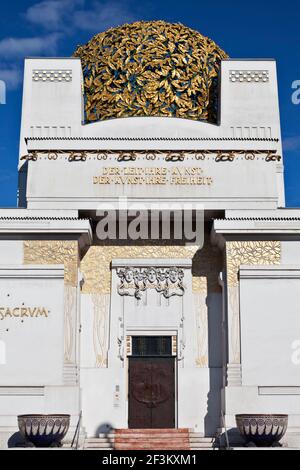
xmin=0 ymin=32 xmax=61 ymax=91
xmin=72 ymin=1 xmax=136 ymax=32
xmin=24 ymin=0 xmax=84 ymax=31
xmin=0 ymin=33 xmax=61 ymax=59
xmin=24 ymin=0 xmax=137 ymax=33
xmin=1 ymin=0 xmax=141 ymax=91
xmin=0 ymin=67 xmax=22 ymax=90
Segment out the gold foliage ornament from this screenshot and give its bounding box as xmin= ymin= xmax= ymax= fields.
xmin=226 ymin=241 xmax=281 ymax=287
xmin=74 ymin=21 xmax=228 ymax=124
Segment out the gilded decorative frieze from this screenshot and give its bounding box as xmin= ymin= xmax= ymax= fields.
xmin=81 ymin=233 xmax=222 ymax=295
xmin=192 ymin=277 xmax=207 ymax=294
xmin=80 ymin=244 xmax=198 ymax=294
xmin=21 ymin=149 xmax=281 ymax=163
xmin=226 ymin=241 xmax=281 ymax=287
xmin=23 ymin=240 xmax=78 ymax=286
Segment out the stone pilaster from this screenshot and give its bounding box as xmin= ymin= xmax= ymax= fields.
xmin=225 ymin=241 xmax=281 ymax=386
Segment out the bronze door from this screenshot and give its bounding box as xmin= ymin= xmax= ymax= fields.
xmin=128 ymin=357 xmax=175 ymax=428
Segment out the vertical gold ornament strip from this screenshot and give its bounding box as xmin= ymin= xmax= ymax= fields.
xmin=172 ymin=335 xmax=177 ymax=356
xmin=92 ymin=293 xmax=110 ymax=367
xmin=64 ymin=285 xmax=76 ymax=363
xmin=126 ymin=335 xmax=132 ymax=356
xmin=194 ymin=292 xmax=209 ymax=367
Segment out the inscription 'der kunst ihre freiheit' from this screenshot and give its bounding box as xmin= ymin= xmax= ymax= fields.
xmin=0 ymin=306 xmax=50 ymax=320
xmin=93 ymin=166 xmax=213 ymax=186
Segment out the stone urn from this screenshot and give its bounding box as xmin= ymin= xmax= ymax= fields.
xmin=235 ymin=414 xmax=288 ymax=447
xmin=18 ymin=414 xmax=70 ymax=447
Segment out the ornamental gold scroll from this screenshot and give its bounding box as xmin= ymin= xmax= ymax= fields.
xmin=93 ymin=166 xmax=213 ymax=186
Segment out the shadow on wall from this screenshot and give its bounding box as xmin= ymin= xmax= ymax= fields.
xmin=192 ymin=228 xmax=224 ymax=437
xmin=204 ymin=293 xmax=223 ymax=436
xmin=7 ymin=431 xmax=34 ymax=448
xmin=95 ymin=422 xmax=114 ymax=448
xmin=218 ymin=428 xmax=248 ymax=448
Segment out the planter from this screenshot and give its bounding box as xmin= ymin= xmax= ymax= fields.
xmin=235 ymin=414 xmax=288 ymax=447
xmin=18 ymin=414 xmax=70 ymax=447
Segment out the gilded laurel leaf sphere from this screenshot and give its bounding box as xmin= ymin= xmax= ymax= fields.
xmin=74 ymin=20 xmax=228 ymax=124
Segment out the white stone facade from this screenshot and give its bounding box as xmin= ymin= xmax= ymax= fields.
xmin=0 ymin=48 xmax=300 ymax=449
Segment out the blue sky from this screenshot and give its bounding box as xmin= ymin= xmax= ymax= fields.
xmin=0 ymin=0 xmax=299 ymax=207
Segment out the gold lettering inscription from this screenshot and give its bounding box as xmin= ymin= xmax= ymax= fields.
xmin=0 ymin=306 xmax=50 ymax=320
xmin=93 ymin=166 xmax=213 ymax=186
xmin=5 ymin=308 xmax=12 ymax=318
xmin=12 ymin=308 xmax=20 ymax=317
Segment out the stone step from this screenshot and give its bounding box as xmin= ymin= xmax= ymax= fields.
xmin=115 ymin=434 xmax=189 ymax=440
xmin=84 ymin=443 xmax=113 ymax=449
xmin=84 ymin=428 xmax=216 ymax=451
xmin=115 ymin=444 xmax=190 ymax=450
xmin=190 ymin=448 xmax=215 ymax=451
xmin=85 ymin=437 xmax=114 ymax=444
xmin=116 ymin=441 xmax=190 ymax=444
xmin=114 ymin=437 xmax=189 ymax=441
xmin=85 ymin=447 xmax=114 ymax=450
xmin=115 ymin=428 xmax=189 ymax=434
xmin=190 ymin=436 xmax=214 ymax=443
xmin=114 ymin=428 xmax=190 ymax=450
xmin=85 ymin=444 xmax=113 ymax=447
xmin=190 ymin=442 xmax=214 ymax=448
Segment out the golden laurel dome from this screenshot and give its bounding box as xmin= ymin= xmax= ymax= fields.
xmin=74 ymin=20 xmax=228 ymax=124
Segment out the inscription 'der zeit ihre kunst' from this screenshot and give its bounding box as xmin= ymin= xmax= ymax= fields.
xmin=0 ymin=306 xmax=50 ymax=320
xmin=93 ymin=166 xmax=213 ymax=186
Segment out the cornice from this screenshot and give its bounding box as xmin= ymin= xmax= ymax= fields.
xmin=25 ymin=136 xmax=280 ymax=142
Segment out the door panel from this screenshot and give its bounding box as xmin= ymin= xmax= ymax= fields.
xmin=128 ymin=357 xmax=175 ymax=428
